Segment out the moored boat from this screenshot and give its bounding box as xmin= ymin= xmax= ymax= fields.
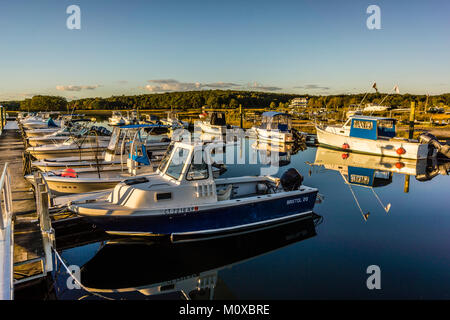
xmin=68 ymin=141 xmax=319 ymax=240
xmin=315 ymin=115 xmax=434 ymax=160
xmin=253 ymin=112 xmax=302 ymax=144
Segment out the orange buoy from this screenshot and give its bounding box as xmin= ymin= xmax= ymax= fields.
xmin=61 ymin=168 xmax=77 ymax=178
xmin=396 ymin=147 xmax=406 ymax=155
xmin=341 ymin=153 xmax=349 ymax=159
xmin=395 ymin=162 xmax=405 ymax=169
xmin=342 ymin=143 xmax=350 ymax=150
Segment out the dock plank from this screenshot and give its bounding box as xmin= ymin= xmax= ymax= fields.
xmin=0 ymin=125 xmax=45 ymax=283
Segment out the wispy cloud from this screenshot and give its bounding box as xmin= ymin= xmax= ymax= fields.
xmin=116 ymin=80 xmax=129 ymax=85
xmin=142 ymin=79 xmax=240 ymax=92
xmin=246 ymin=81 xmax=282 ymax=91
xmin=56 ymin=84 xmax=102 ymax=91
xmin=294 ymin=84 xmax=330 ymax=90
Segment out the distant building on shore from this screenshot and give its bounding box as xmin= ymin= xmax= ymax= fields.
xmin=289 ymin=97 xmax=308 ymax=108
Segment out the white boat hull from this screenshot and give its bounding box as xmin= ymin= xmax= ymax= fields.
xmin=255 ymin=128 xmax=294 ymax=144
xmin=315 ymin=126 xmax=430 ymax=160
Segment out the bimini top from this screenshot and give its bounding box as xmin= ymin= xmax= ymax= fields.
xmin=262 ymin=111 xmax=291 ymax=118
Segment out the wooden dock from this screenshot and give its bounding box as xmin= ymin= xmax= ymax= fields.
xmin=0 ymin=121 xmax=108 ymax=299
xmin=0 ymin=127 xmax=47 ymax=286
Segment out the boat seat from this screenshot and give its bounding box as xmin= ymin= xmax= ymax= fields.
xmin=217 ymin=184 xmax=233 ymax=201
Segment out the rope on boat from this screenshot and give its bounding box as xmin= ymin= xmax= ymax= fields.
xmin=52 ymin=248 xmax=115 ymax=300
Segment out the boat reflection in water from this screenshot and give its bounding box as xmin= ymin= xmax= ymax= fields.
xmin=57 ymin=213 xmax=322 ymax=300
xmin=251 ymin=141 xmax=307 ymax=168
xmin=310 ymin=147 xmax=449 ymax=220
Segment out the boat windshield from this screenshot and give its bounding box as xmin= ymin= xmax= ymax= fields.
xmin=165 ymin=146 xmax=190 ymax=180
xmin=158 ymin=143 xmax=175 ymax=173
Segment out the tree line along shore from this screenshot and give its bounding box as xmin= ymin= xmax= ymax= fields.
xmin=2 ymin=90 xmax=449 ymax=112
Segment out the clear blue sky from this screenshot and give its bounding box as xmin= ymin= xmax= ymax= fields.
xmin=0 ymin=0 xmax=449 ymax=100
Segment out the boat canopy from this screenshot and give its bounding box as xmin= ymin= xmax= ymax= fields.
xmin=260 ymin=112 xmax=292 ymax=131
xmin=208 ymin=112 xmax=227 ymax=126
xmin=349 ymin=116 xmax=396 ymax=140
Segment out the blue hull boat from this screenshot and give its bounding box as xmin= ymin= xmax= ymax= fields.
xmin=69 ymin=141 xmax=319 ymax=241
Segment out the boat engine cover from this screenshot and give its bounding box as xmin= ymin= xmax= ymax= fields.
xmin=280 ymin=168 xmax=303 ymax=191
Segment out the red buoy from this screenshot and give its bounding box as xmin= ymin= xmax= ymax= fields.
xmin=61 ymin=168 xmax=77 ymax=178
xmin=342 ymin=143 xmax=350 ymax=150
xmin=395 ymin=162 xmax=405 ymax=169
xmin=396 ymin=147 xmax=406 ymax=155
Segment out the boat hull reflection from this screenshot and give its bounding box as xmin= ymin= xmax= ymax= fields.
xmin=78 ymin=213 xmax=322 ymax=299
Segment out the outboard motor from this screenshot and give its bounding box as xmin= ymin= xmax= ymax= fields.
xmin=280 ymin=168 xmax=304 ymax=191
xmin=419 ymin=132 xmax=450 ymax=158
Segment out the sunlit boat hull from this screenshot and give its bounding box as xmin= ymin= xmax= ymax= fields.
xmin=70 ymin=189 xmax=318 ymax=239
xmin=316 ymin=126 xmax=431 ymax=160
xmin=255 ymin=128 xmax=294 ymax=144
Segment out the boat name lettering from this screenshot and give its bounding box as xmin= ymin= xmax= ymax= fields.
xmin=350 ymin=174 xmax=370 ymax=185
xmin=287 ymin=197 xmax=309 ymax=205
xmin=353 ymin=120 xmax=373 ymax=130
xmin=164 ymin=207 xmax=197 ymax=214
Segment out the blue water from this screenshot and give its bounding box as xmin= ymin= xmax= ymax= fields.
xmin=52 ymin=138 xmax=450 ymax=300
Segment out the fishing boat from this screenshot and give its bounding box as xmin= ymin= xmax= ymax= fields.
xmin=160 ymin=111 xmax=188 ymax=129
xmin=253 ymin=112 xmax=303 ymax=144
xmin=31 ymin=125 xmax=170 ymax=171
xmin=26 ymin=135 xmax=109 ymax=160
xmin=68 ymin=141 xmax=319 ymax=240
xmin=27 ymin=123 xmax=110 ymax=147
xmin=315 ymin=115 xmax=435 ymax=160
xmin=197 ymin=111 xmax=233 ymax=135
xmin=363 ymin=103 xmax=390 ymax=113
xmin=108 ymin=111 xmax=126 ymax=126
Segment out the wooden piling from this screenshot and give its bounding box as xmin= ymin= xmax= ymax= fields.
xmin=239 ymin=104 xmax=243 ymax=129
xmin=408 ymin=101 xmax=416 ymax=139
xmin=404 ymin=175 xmax=410 ymax=193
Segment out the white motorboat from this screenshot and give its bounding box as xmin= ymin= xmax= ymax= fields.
xmin=160 ymin=111 xmax=189 ymax=129
xmin=31 ymin=124 xmax=170 ymax=171
xmin=315 ymin=115 xmax=436 ymax=160
xmin=253 ymin=112 xmax=302 ymax=144
xmin=197 ymin=111 xmax=233 ymax=135
xmin=68 ymin=141 xmax=319 ymax=240
xmin=27 ymin=135 xmax=109 ymax=160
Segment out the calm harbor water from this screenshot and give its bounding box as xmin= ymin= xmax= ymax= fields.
xmin=52 ymin=137 xmax=450 ymax=300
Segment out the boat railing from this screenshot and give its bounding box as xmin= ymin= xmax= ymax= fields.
xmin=0 ymin=163 xmax=14 ymax=300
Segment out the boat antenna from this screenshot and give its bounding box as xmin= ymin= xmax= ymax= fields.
xmin=348 ymin=183 xmax=370 ymax=221
xmin=341 ymin=172 xmax=370 ymax=221
xmin=371 ymin=188 xmax=391 ymax=213
xmin=377 ymin=85 xmax=399 ymax=109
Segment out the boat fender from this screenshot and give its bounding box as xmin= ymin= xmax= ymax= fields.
xmin=341 ymin=153 xmax=349 ymax=159
xmin=280 ymin=168 xmax=303 ymax=191
xmin=342 ymin=143 xmax=350 ymax=150
xmin=396 ymin=147 xmax=406 ymax=155
xmin=61 ymin=168 xmax=77 ymax=178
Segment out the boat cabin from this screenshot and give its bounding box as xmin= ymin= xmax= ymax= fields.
xmin=259 ymin=112 xmax=292 ymax=132
xmin=344 ymin=116 xmax=397 ymax=140
xmin=108 ymin=141 xmax=287 ymax=209
xmin=342 ymin=167 xmax=392 ymax=188
xmin=206 ymin=112 xmax=227 ymax=126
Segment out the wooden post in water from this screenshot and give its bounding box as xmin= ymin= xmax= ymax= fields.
xmin=408 ymin=101 xmax=416 ymax=139
xmin=239 ymin=104 xmax=243 ymax=129
xmin=404 ymin=175 xmax=410 ymax=193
